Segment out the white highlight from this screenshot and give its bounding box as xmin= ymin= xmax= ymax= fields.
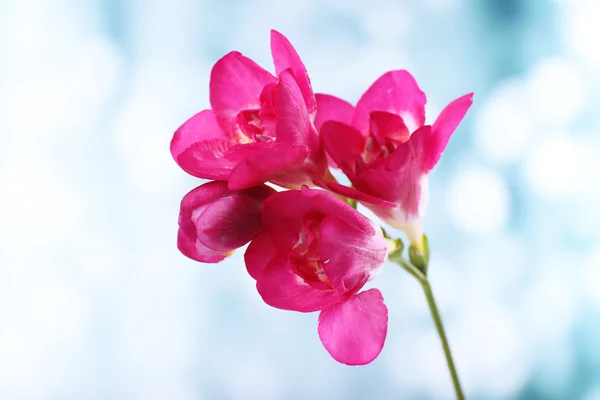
xmin=0 ymin=151 xmax=85 ymax=249
xmin=447 ymin=166 xmax=510 ymax=234
xmin=454 ymin=304 xmax=532 ymax=398
xmin=523 ymin=133 xmax=595 ymax=198
xmin=473 ymin=79 xmax=536 ymax=165
xmin=563 ymin=2 xmax=600 ymax=65
xmin=526 ymin=57 xmax=585 ymax=126
xmin=581 ymin=250 xmax=600 ymax=306
xmin=520 ymin=267 xmax=578 ymax=344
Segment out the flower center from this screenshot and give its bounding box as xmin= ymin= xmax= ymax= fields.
xmin=290 ymin=215 xmax=332 ymax=289
xmin=235 ymin=83 xmax=279 ymax=144
xmin=358 ymin=110 xmax=411 ymax=169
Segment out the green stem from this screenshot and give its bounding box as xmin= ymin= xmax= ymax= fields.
xmin=389 ymin=256 xmax=425 ymax=282
xmin=390 ymin=257 xmax=465 ymax=399
xmin=420 ymin=279 xmax=465 ymax=400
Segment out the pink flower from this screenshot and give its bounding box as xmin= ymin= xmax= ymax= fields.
xmin=245 ymin=186 xmax=388 ymax=365
xmin=316 ymin=71 xmax=473 ymax=249
xmin=170 ymin=30 xmax=329 ymax=191
xmin=177 ymin=181 xmax=274 ymax=263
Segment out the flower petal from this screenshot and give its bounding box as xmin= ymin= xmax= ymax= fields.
xmin=255 ymin=257 xmax=344 ymax=312
xmin=314 ymin=94 xmax=355 ymax=170
xmin=177 ymin=182 xmax=273 ymax=263
xmin=318 ymin=215 xmax=387 ymax=294
xmin=319 ymin=121 xmax=365 ymax=172
xmin=261 ymin=187 xmax=385 ymax=251
xmin=276 ymin=69 xmax=319 ymax=149
xmin=317 ymin=181 xmax=396 ymax=209
xmin=245 ymin=232 xmax=280 ymax=280
xmin=318 ymin=289 xmax=388 ymax=365
xmin=314 ymin=94 xmax=355 ymax=131
xmin=216 ymin=69 xmax=326 ymax=191
xmin=227 ymin=142 xmax=310 ymax=191
xmin=270 ymin=30 xmax=316 ymax=117
xmin=385 ymin=125 xmax=429 ymax=172
xmin=177 ymin=229 xmax=232 ymax=263
xmin=178 ymin=182 xmax=230 ymax=246
xmin=209 ymin=51 xmax=277 ymax=137
xmin=298 ymin=186 xmax=381 ymax=235
xmin=179 ymin=181 xmax=231 ymax=212
xmin=171 ymin=110 xmax=237 ymax=179
xmin=195 ymin=185 xmax=274 ymax=252
xmin=424 ymin=92 xmax=474 ymax=173
xmin=353 ymin=125 xmax=428 ymax=219
xmin=171 ymin=110 xmax=224 ymax=156
xmin=369 ymin=111 xmax=410 ymax=144
xmin=352 ymin=70 xmax=426 ymax=135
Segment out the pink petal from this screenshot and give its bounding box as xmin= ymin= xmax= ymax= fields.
xmin=319 ymin=121 xmax=365 ymax=172
xmin=244 ymin=232 xmax=279 ymax=280
xmin=424 ymin=92 xmax=474 ymax=173
xmin=195 ymin=185 xmax=274 ymax=252
xmin=171 ymin=110 xmax=236 ymax=179
xmin=261 ymin=188 xmax=383 ymax=250
xmin=177 ymin=182 xmax=273 ymax=263
xmin=270 ymin=30 xmax=316 ymax=117
xmin=353 ymin=125 xmax=428 ymax=218
xmin=227 ymin=142 xmax=310 ymax=191
xmin=209 ymin=51 xmax=277 ymax=137
xmin=236 ymin=109 xmax=262 ymax=139
xmin=225 ymin=71 xmax=326 ymax=190
xmin=179 ymin=181 xmax=231 ymax=213
xmin=171 ymin=110 xmax=225 ymax=156
xmin=352 ymin=70 xmax=426 ymax=135
xmin=177 ymin=229 xmax=231 ymax=263
xmin=276 ymin=69 xmax=319 ymax=151
xmin=314 ymin=95 xmax=355 ymax=170
xmin=224 ymin=141 xmax=271 ymax=164
xmin=255 ymin=257 xmax=344 ymax=312
xmin=318 ymin=181 xmax=396 ymax=209
xmin=274 ymin=70 xmax=328 ymax=182
xmin=350 ymin=165 xmax=416 ymax=206
xmin=369 ymin=111 xmax=410 ymax=144
xmin=342 ymin=125 xmax=425 ymax=207
xmin=178 ymin=183 xmax=232 ymax=262
xmin=314 ymin=94 xmax=355 ymax=131
xmin=318 ymin=289 xmax=388 ymax=365
xmin=258 ymin=83 xmax=278 ymax=137
xmin=259 ymin=189 xmax=318 ymax=249
xmin=319 ymin=121 xmax=424 ymax=217
xmin=318 ymin=216 xmax=387 ymax=294
xmin=385 ymin=125 xmax=429 ymax=172
xmin=299 ymin=186 xmax=381 ymax=235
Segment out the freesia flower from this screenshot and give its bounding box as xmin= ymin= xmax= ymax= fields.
xmin=170 ymin=30 xmax=330 ymax=191
xmin=245 ymin=186 xmax=388 ymax=365
xmin=316 ymin=71 xmax=473 ymax=249
xmin=177 ymin=181 xmax=274 ymax=263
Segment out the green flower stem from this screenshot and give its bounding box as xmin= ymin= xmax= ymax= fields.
xmin=420 ymin=278 xmax=465 ymax=400
xmin=391 ymin=257 xmax=465 ymax=400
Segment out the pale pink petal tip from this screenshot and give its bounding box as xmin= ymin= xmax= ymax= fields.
xmin=318 ymin=288 xmax=388 ymax=365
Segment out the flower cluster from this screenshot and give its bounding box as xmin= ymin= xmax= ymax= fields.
xmin=171 ymin=30 xmax=473 ymax=365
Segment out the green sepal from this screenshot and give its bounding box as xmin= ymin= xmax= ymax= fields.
xmin=409 ymin=234 xmax=429 ymax=274
xmin=344 ymin=196 xmax=357 ymax=209
xmin=387 ymin=238 xmax=405 ymax=262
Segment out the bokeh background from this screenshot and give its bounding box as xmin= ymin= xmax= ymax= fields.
xmin=1 ymin=0 xmax=599 ymax=398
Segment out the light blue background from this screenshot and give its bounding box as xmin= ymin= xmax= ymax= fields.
xmin=1 ymin=0 xmax=599 ymax=399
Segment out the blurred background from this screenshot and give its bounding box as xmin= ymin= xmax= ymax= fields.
xmin=0 ymin=0 xmax=599 ymax=398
